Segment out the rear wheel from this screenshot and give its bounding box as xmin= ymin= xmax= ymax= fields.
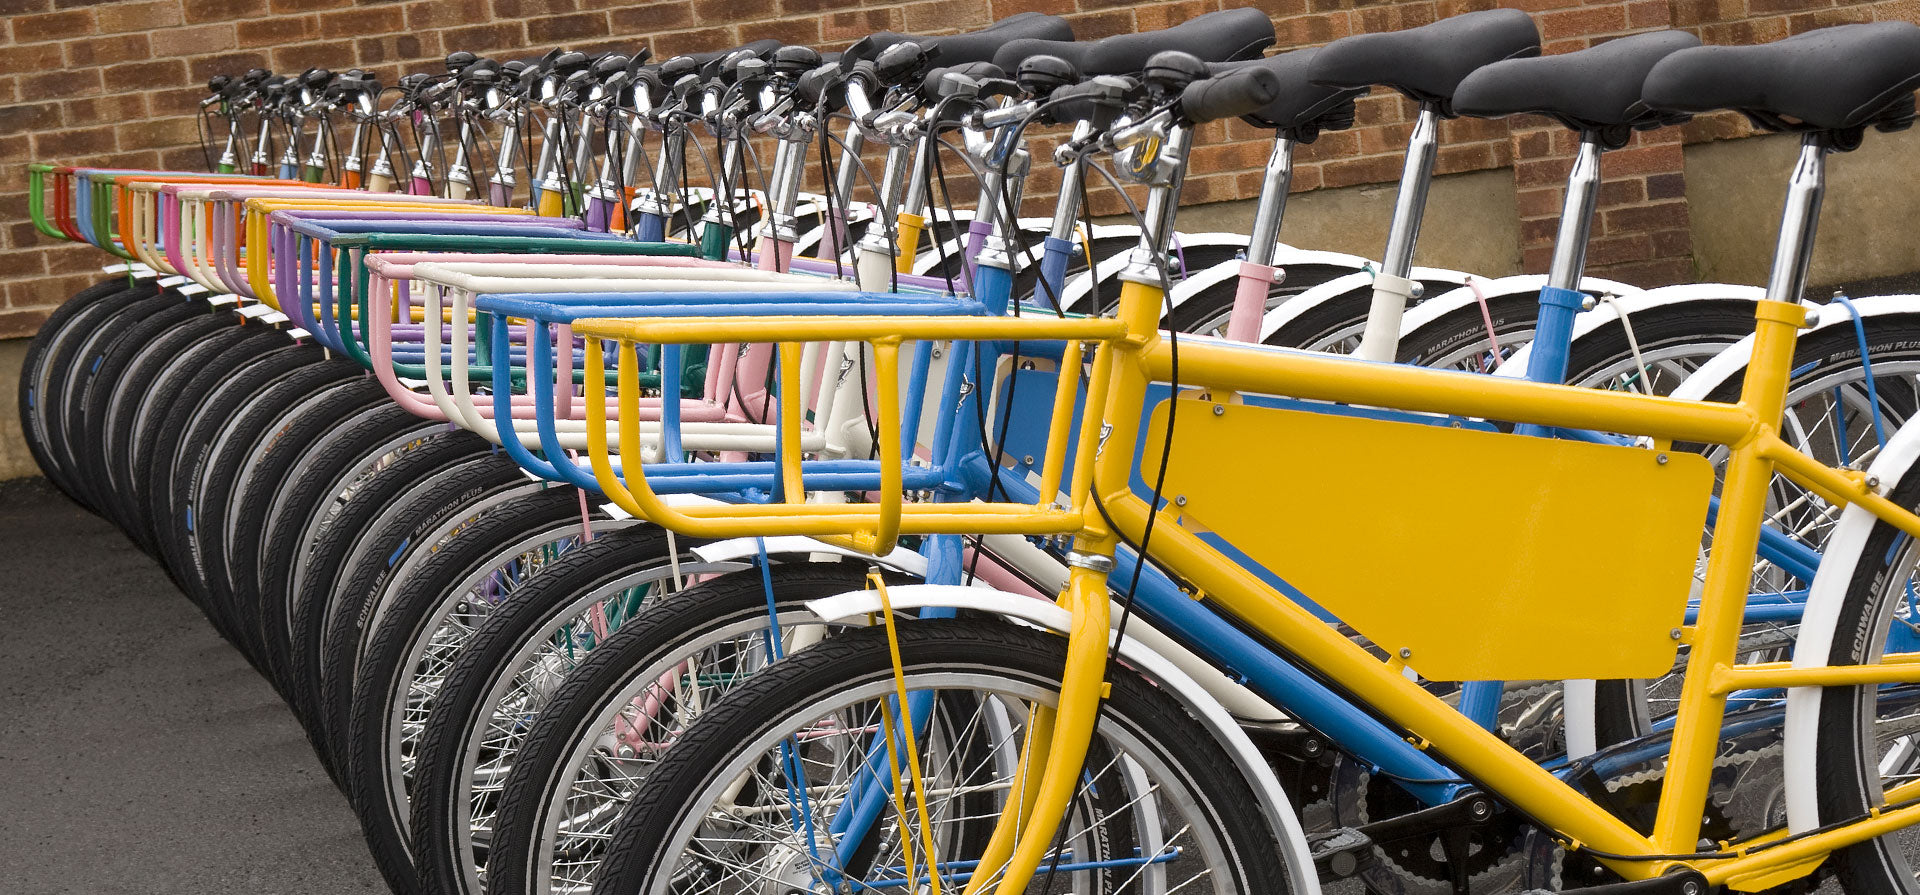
xmin=1812 ymin=461 xmax=1920 ymax=895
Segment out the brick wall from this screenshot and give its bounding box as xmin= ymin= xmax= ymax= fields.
xmin=3 ymin=0 xmax=1918 ymax=339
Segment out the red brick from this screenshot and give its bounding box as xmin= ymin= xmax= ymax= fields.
xmin=739 ymin=17 xmax=821 ymax=45
xmin=95 ymin=1 xmax=184 ymax=33
xmin=270 ymin=0 xmax=349 ymax=11
xmin=238 ymin=15 xmax=317 ymax=44
xmin=1596 ymin=177 xmax=1646 ymax=206
xmin=267 ymin=39 xmax=356 ymax=70
xmin=320 ymin=5 xmax=404 ymax=37
xmin=147 ymin=24 xmax=234 ymax=57
xmin=62 ymin=33 xmax=149 ymax=66
xmin=1063 ymin=9 xmax=1136 ymax=40
xmin=0 ymin=307 xmax=55 ymax=339
xmin=20 ymin=68 xmax=102 ymax=98
xmin=1604 ymin=200 xmax=1689 ymax=233
xmin=7 ymin=41 xmax=64 ymax=70
xmin=440 ymin=22 xmax=524 ymax=53
xmin=101 ymin=58 xmax=185 ymax=93
xmin=1645 ymin=172 xmax=1686 ymax=200
xmin=1539 ymin=4 xmax=1627 ymax=40
xmin=0 ymin=102 xmax=62 ymax=132
xmin=1320 ymin=154 xmax=1403 ymax=189
xmin=822 ymin=9 xmax=898 ymax=42
xmin=182 ymin=0 xmax=256 ymax=23
xmin=31 ymin=123 xmax=117 ymax=155
xmin=526 ymin=12 xmax=609 ymax=43
xmin=13 ymin=9 xmax=93 ymax=42
xmin=1625 ymin=0 xmax=1670 ymax=28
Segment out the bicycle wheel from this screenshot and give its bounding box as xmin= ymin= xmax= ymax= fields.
xmin=1810 ymin=462 xmax=1920 ymax=895
xmin=345 ymin=488 xmax=627 ymax=895
xmin=256 ymin=403 xmax=440 ymax=700
xmin=409 ymin=526 xmax=739 ymax=895
xmin=229 ymin=378 xmax=396 ymax=698
xmin=187 ymin=356 xmax=366 ymax=662
xmin=73 ymin=297 xmax=208 ymax=513
xmin=164 ymin=341 xmax=328 ymax=629
xmin=485 ymin=563 xmax=876 ymax=895
xmin=33 ymin=283 xmax=164 ymax=504
xmin=315 ymin=460 xmax=540 ymax=769
xmin=16 ymin=276 xmax=132 ymax=492
xmin=138 ymin=326 xmax=291 ymax=568
xmin=99 ymin=304 xmax=237 ymax=543
xmin=285 ymin=429 xmax=493 ymax=761
xmin=595 ymin=619 xmax=1293 ymax=895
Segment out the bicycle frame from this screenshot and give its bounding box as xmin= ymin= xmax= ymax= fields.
xmin=980 ymin=135 xmax=1920 ymax=892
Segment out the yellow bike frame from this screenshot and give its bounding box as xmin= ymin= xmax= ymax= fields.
xmin=953 ymin=275 xmax=1920 ymax=894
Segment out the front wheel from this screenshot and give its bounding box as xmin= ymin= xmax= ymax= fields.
xmin=594 ymin=619 xmax=1295 ymax=895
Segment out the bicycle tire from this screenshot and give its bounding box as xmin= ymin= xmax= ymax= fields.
xmin=484 ymin=563 xmax=875 ymax=895
xmin=596 ymin=618 xmax=1294 ymax=895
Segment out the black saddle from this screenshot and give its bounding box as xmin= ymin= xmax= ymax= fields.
xmin=1311 ymin=9 xmax=1541 ymax=115
xmin=845 ymin=13 xmax=1074 ymax=68
xmin=1206 ymin=47 xmax=1366 ymax=142
xmin=1453 ymin=30 xmax=1698 ymax=144
xmin=991 ymin=8 xmax=1275 ymax=76
xmin=1643 ymin=22 xmax=1920 ymax=138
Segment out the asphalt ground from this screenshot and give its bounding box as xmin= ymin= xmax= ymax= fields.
xmin=0 ymin=477 xmax=384 ymax=894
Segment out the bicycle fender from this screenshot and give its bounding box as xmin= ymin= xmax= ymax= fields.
xmin=1784 ymin=403 xmax=1920 ymax=833
xmin=1257 ymin=265 xmax=1469 ymax=344
xmin=1669 ymin=293 xmax=1920 ymax=402
xmin=1495 ymin=283 xmax=1769 ymax=379
xmin=1398 ymin=273 xmax=1642 ymax=339
xmin=689 ymin=535 xmax=929 ymax=576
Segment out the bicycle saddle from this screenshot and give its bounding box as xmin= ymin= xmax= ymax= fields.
xmin=1643 ymin=22 xmax=1920 ymax=136
xmin=1310 ymin=9 xmax=1540 ymax=115
xmin=1453 ymin=30 xmax=1697 ymax=143
xmin=846 ymin=12 xmax=1074 ymax=67
xmin=1206 ymin=47 xmax=1366 ymax=142
xmin=991 ymin=8 xmax=1275 ymax=76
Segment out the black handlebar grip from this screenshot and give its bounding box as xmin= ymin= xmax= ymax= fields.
xmin=591 ymin=53 xmax=630 ymax=79
xmin=631 ymin=67 xmax=669 ymax=107
xmin=1177 ymin=64 xmax=1281 ymax=124
xmin=874 ymin=40 xmax=930 ymax=86
xmin=920 ymin=61 xmax=1008 ymax=100
xmin=1046 ymin=74 xmax=1135 ymax=127
xmin=794 ymin=61 xmax=844 ymax=108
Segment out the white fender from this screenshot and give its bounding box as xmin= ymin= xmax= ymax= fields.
xmin=1494 ymin=283 xmax=1769 ymax=379
xmin=1785 ymin=412 xmax=1920 ymax=831
xmin=1055 ymin=231 xmax=1255 ymax=313
xmin=1397 ymin=274 xmax=1642 ymax=338
xmin=1258 ymin=266 xmax=1470 ymax=344
xmin=689 ymin=535 xmax=929 ymax=577
xmin=1164 ymin=246 xmax=1374 ymax=317
xmin=806 ymin=583 xmax=1320 ymax=895
xmin=1669 ymin=294 xmax=1920 ymax=402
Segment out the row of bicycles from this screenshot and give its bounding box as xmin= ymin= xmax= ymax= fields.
xmin=20 ymin=6 xmax=1920 ymax=895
